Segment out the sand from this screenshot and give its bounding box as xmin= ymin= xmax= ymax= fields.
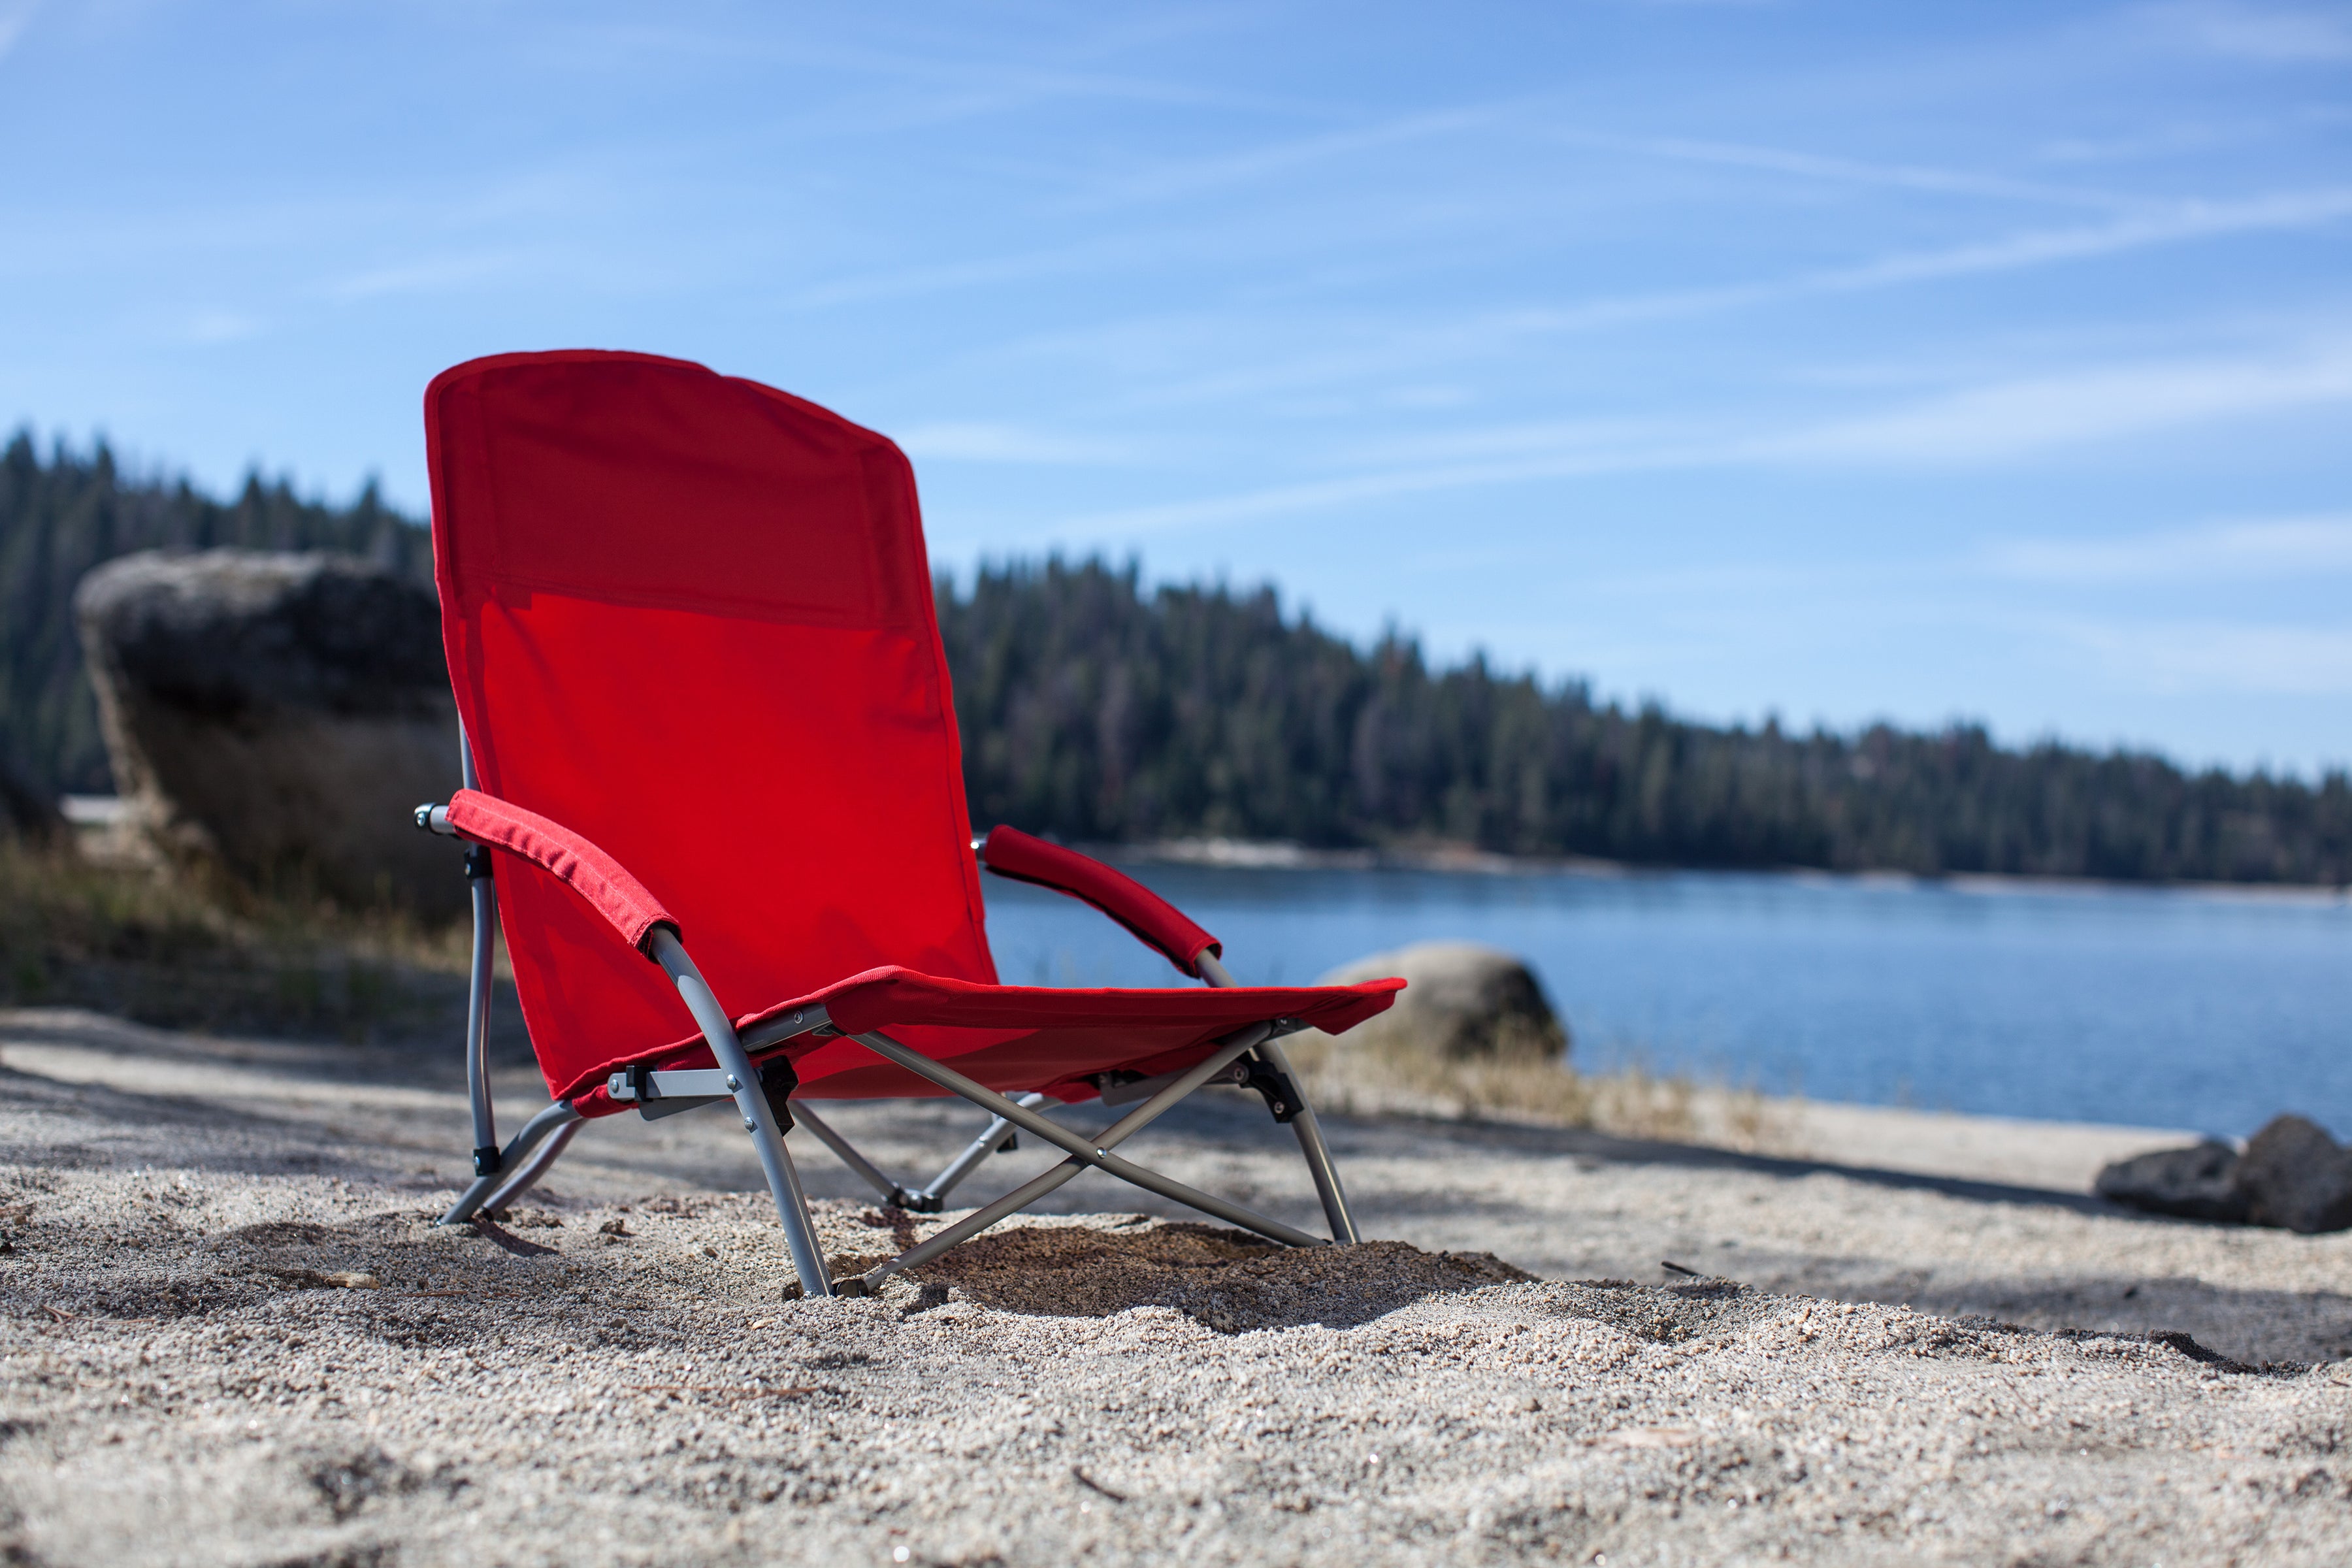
xmin=4 ymin=1004 xmax=2350 ymax=1565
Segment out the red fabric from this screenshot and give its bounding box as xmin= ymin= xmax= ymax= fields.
xmin=559 ymin=968 xmax=1404 ymax=1112
xmin=981 ymin=826 xmax=1219 ymax=977
xmin=423 ymin=349 xmax=1399 ymax=1113
xmin=444 ymin=789 xmax=677 ymax=956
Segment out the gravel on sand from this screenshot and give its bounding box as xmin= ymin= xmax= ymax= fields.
xmin=3 ymin=1006 xmax=2349 ymax=1565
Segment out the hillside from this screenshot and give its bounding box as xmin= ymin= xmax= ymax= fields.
xmin=943 ymin=559 xmax=2351 ymax=882
xmin=6 ymin=433 xmax=2347 ymax=882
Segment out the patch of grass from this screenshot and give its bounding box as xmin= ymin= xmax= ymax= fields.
xmin=1282 ymin=1026 xmax=1791 ymax=1151
xmin=0 ymin=841 xmax=472 ymax=1042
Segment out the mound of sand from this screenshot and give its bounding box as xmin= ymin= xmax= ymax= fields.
xmin=4 ymin=1007 xmax=2351 ymax=1565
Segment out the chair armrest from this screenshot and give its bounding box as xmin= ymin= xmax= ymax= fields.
xmin=977 ymin=825 xmax=1219 ymax=979
xmin=432 ymin=788 xmax=680 ymax=958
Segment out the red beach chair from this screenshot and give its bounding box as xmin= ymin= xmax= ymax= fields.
xmin=414 ymin=350 xmax=1400 ymax=1298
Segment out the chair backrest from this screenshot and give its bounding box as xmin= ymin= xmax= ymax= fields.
xmin=424 ymin=350 xmax=997 ymax=1096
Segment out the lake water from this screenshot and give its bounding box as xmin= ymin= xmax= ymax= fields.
xmin=979 ymin=862 xmax=2352 ymax=1140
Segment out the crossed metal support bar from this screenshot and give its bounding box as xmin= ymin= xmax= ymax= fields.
xmin=791 ymin=1092 xmax=1054 ymax=1215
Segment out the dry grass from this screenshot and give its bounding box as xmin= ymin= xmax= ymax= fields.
xmin=0 ymin=840 xmax=474 ymax=1041
xmin=1282 ymin=1026 xmax=1793 ymax=1151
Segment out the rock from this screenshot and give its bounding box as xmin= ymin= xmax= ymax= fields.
xmin=74 ymin=549 xmax=463 ymax=915
xmin=1315 ymin=941 xmax=1568 ymax=1060
xmin=0 ymin=748 xmax=65 ymax=845
xmin=2233 ymin=1115 xmax=2352 ymax=1235
xmin=2093 ymin=1140 xmax=2247 ymax=1223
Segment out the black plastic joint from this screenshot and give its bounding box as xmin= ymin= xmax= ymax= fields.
xmin=472 ymin=1144 xmax=502 ymax=1177
xmin=759 ymin=1054 xmax=798 ymax=1135
xmin=891 ymin=1188 xmax=944 ymax=1215
xmin=462 ymin=845 xmax=493 ymax=882
xmin=997 ymin=1130 xmax=1019 ymax=1153
xmin=1241 ymin=1055 xmax=1304 ymax=1124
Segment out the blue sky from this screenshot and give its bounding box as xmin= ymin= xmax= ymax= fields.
xmin=3 ymin=3 xmax=2347 ymax=773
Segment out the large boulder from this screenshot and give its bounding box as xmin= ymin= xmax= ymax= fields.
xmin=2093 ymin=1139 xmax=2248 ymax=1223
xmin=2234 ymin=1114 xmax=2352 ymax=1235
xmin=75 ymin=549 xmax=463 ymax=916
xmin=1315 ymin=941 xmax=1568 ymax=1060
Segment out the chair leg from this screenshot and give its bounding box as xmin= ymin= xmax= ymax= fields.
xmin=1258 ymin=1037 xmax=1359 ymax=1244
xmin=1194 ymin=951 xmax=1360 ymax=1243
xmin=744 ymin=1114 xmax=831 ymax=1299
xmin=441 ymin=1101 xmax=582 ymax=1225
xmin=649 ymin=930 xmax=834 ymax=1299
xmin=908 ymin=1094 xmax=1053 ymax=1209
xmin=477 ymin=1117 xmax=582 ymax=1213
xmin=461 ymin=864 xmax=502 ymax=1180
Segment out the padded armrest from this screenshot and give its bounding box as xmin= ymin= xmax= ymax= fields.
xmin=979 ymin=825 xmax=1220 ymax=979
xmin=444 ymin=789 xmax=680 ymax=957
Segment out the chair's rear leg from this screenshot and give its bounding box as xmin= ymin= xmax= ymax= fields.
xmin=911 ymin=1094 xmax=1053 ymax=1209
xmin=791 ymin=1104 xmax=913 ymax=1207
xmin=441 ymin=1101 xmax=582 ymax=1226
xmin=787 ymin=1098 xmax=1049 ymax=1213
xmin=461 ymin=853 xmax=501 ymax=1180
xmin=477 ymin=1117 xmax=582 ymax=1213
xmin=451 ymin=721 xmax=504 ymax=1186
xmin=1258 ymin=1037 xmax=1359 ymax=1244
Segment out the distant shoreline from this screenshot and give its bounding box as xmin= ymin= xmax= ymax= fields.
xmin=1102 ymin=835 xmax=2352 ymax=904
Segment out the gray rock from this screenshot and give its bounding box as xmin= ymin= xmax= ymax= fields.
xmin=1315 ymin=941 xmax=1568 ymax=1060
xmin=2093 ymin=1140 xmax=2247 ymax=1223
xmin=2233 ymin=1114 xmax=2352 ymax=1235
xmin=75 ymin=549 xmax=463 ymax=915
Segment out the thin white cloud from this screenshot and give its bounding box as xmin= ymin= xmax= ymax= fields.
xmin=1054 ymin=333 xmax=2352 ymax=534
xmin=181 ymin=310 xmax=261 ymax=346
xmin=0 ymin=0 xmax=39 ymax=62
xmin=787 ymin=239 xmax=1142 ymax=310
xmin=1084 ymin=104 xmax=1511 ymax=206
xmin=1566 ymin=131 xmax=2150 ymax=213
xmin=1985 ymin=515 xmax=2352 ymax=582
xmin=2148 ymin=1 xmax=2352 ymax=63
xmin=1764 ymin=336 xmax=2352 ymax=464
xmin=895 ymin=421 xmax=1149 ymax=465
xmin=2054 ymin=615 xmax=2352 ymax=694
xmin=1112 ymin=186 xmax=2352 ymax=413
xmin=323 ymin=252 xmax=526 ymax=302
xmin=1512 ymin=188 xmax=2352 ymax=335
xmin=1332 ymin=416 xmax=1678 ymax=466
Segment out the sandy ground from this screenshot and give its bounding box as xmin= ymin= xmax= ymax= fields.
xmin=3 ymin=1005 xmax=2349 ymax=1565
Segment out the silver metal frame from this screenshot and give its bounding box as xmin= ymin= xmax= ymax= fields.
xmin=424 ymin=751 xmax=1362 ymax=1298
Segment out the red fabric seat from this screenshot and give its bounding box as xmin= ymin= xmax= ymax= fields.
xmin=423 ymin=350 xmax=1398 ymax=1119
xmin=561 ymin=968 xmax=1399 ymax=1113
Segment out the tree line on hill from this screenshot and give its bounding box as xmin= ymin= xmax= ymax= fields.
xmin=6 ymin=431 xmax=2348 ymax=883
xmin=940 ymin=559 xmax=2352 ymax=883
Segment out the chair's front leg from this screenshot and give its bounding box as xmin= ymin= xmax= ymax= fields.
xmin=1257 ymin=1036 xmax=1359 ymax=1244
xmin=1196 ymin=953 xmax=1360 ymax=1245
xmin=649 ymin=930 xmax=833 ymax=1299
